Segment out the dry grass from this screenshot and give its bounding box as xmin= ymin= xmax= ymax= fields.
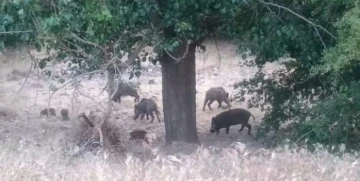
xmin=0 ymin=141 xmax=359 ymax=181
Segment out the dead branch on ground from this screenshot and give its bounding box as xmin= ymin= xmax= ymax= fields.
xmin=79 ymin=113 xmax=95 ymax=127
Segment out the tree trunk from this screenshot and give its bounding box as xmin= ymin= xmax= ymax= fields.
xmin=160 ymin=36 xmax=200 ymax=145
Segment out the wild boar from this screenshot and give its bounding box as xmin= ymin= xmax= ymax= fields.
xmin=134 ymin=98 xmax=161 ymax=123
xmin=210 ymin=108 xmax=254 ymax=135
xmin=203 ymin=87 xmax=230 ymax=111
xmin=40 ymin=108 xmax=56 ymax=117
xmin=129 ymin=129 xmax=149 ymax=144
xmin=111 ymin=82 xmax=140 ymax=103
xmin=60 ymin=109 xmax=70 ymax=121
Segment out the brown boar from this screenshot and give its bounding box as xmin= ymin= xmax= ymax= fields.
xmin=203 ymin=87 xmax=230 ymax=111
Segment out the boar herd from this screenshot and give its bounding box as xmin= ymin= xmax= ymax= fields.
xmin=38 ymin=81 xmax=255 ymax=141
xmin=40 ymin=108 xmax=70 ymax=121
xmin=111 ymin=82 xmax=255 ymax=135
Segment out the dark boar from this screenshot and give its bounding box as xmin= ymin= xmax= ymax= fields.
xmin=134 ymin=98 xmax=161 ymax=123
xmin=60 ymin=109 xmax=70 ymax=121
xmin=203 ymin=87 xmax=230 ymax=111
xmin=111 ymin=82 xmax=140 ymax=103
xmin=40 ymin=108 xmax=56 ymax=117
xmin=129 ymin=129 xmax=149 ymax=144
xmin=210 ymin=108 xmax=254 ymax=135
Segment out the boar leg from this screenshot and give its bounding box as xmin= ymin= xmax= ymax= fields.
xmin=246 ymin=123 xmax=252 ymax=135
xmin=226 ymin=125 xmax=230 ymax=134
xmin=239 ymin=124 xmax=245 ymax=133
xmin=207 ymin=99 xmax=214 ymax=110
xmin=225 ymin=100 xmax=231 ymax=108
xmin=203 ymin=98 xmax=209 ymax=111
xmin=155 ymin=110 xmax=161 ymax=122
xmin=114 ymin=94 xmax=121 ymax=103
xmin=217 ymin=100 xmax=222 ymax=108
xmin=149 ymin=112 xmax=155 ymax=123
xmin=140 ymin=112 xmax=145 ymax=120
xmin=134 ymin=94 xmax=140 ymax=102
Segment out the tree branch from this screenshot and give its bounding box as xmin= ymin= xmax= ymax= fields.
xmin=0 ymin=30 xmax=33 ymax=35
xmin=314 ymin=27 xmax=327 ymax=49
xmin=70 ymin=33 xmax=107 ymax=56
xmin=112 ymin=26 xmax=164 ymax=70
xmin=74 ymin=83 xmax=106 ymax=110
xmin=12 ymin=47 xmax=35 ymax=104
xmin=259 ymin=0 xmax=337 ymax=39
xmin=122 ymin=41 xmax=148 ymax=67
xmin=164 ymin=40 xmax=191 ymax=63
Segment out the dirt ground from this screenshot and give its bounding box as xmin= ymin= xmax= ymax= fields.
xmin=0 ymin=39 xmax=284 ymax=157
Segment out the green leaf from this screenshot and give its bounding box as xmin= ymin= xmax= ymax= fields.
xmin=174 ymin=2 xmax=180 ymax=9
xmin=62 ymin=13 xmax=72 ymax=21
xmin=13 ymin=0 xmax=21 ymax=5
xmin=102 ymin=9 xmax=112 ymax=19
xmin=18 ymin=9 xmax=24 ymax=16
xmin=276 ymin=30 xmax=281 ymax=36
xmin=85 ymin=0 xmax=95 ymax=9
xmin=220 ymin=8 xmax=226 ymax=14
xmin=86 ymin=28 xmax=94 ymax=36
xmin=172 ymin=40 xmax=180 ymax=48
xmin=214 ymin=3 xmax=221 ymax=9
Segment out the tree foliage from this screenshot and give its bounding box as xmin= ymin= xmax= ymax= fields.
xmin=1 ymin=0 xmax=253 ymax=74
xmin=232 ymin=0 xmax=360 ymax=152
